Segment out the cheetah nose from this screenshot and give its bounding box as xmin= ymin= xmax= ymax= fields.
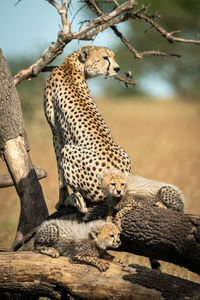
xmin=114 ymin=67 xmax=120 ymax=73
xmin=117 ymin=190 xmax=121 ymax=195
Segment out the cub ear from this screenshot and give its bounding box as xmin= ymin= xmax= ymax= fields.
xmin=78 ymin=46 xmax=90 ymax=63
xmin=97 ymin=173 xmax=103 ymax=185
xmin=90 ymin=227 xmax=99 ymax=240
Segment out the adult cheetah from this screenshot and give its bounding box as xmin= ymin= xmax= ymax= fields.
xmin=43 ymin=46 xmax=131 ymax=211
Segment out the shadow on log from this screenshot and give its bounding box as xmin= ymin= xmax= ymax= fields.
xmin=0 ymin=251 xmax=200 ymax=300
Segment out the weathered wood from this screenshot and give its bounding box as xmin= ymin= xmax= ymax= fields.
xmin=118 ymin=195 xmax=200 ymax=275
xmin=3 ymin=136 xmax=48 ymax=249
xmin=0 ymin=165 xmax=47 ymax=188
xmin=0 ymin=50 xmax=49 ymax=249
xmin=1 ymin=251 xmax=200 ymax=300
xmin=0 ymin=49 xmax=28 ymax=152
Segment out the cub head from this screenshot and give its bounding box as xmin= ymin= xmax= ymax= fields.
xmin=90 ymin=222 xmax=121 ymax=250
xmin=97 ymin=168 xmax=128 ymax=199
xmin=78 ymin=46 xmax=120 ymax=78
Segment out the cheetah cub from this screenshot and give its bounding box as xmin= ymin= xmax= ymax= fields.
xmin=62 ymin=168 xmax=128 ymax=215
xmin=96 ymin=169 xmax=185 ymax=229
xmin=32 ymin=218 xmax=121 ymax=272
xmin=97 ymin=168 xmax=128 ymax=222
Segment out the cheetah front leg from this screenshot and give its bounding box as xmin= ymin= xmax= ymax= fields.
xmin=65 ymin=191 xmax=88 ymax=214
xmin=53 ymin=133 xmax=70 ymax=210
xmin=72 ymin=255 xmax=110 ymax=272
xmin=34 ymin=223 xmax=60 ymax=257
xmin=35 ymin=246 xmax=61 ymax=258
xmin=102 ymin=251 xmax=123 ymax=264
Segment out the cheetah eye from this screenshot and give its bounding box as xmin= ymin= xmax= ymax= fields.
xmin=110 ymin=183 xmax=116 ymax=187
xmin=121 ymin=183 xmax=125 ymax=187
xmin=110 ymin=233 xmax=115 ymax=238
xmin=103 ymin=56 xmax=109 ymax=60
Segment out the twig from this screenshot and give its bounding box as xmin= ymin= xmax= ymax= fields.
xmin=136 ymin=12 xmax=200 ymax=45
xmin=73 ymin=0 xmax=136 ymax=39
xmin=42 ymin=66 xmax=57 ymax=72
xmin=115 ymin=74 xmax=136 ymax=86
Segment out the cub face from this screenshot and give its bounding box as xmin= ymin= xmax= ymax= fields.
xmin=90 ymin=223 xmax=121 ymax=250
xmin=97 ymin=169 xmax=128 ymax=199
xmin=79 ymin=46 xmax=120 ymax=78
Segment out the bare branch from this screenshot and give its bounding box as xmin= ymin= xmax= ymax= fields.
xmin=115 ymin=74 xmax=136 ymax=86
xmin=14 ymin=0 xmax=71 ymax=85
xmin=140 ymin=50 xmax=182 ymax=59
xmin=14 ymin=0 xmax=136 ymax=84
xmin=0 ymin=166 xmax=47 ymax=188
xmin=13 ymin=0 xmax=200 ymax=85
xmin=111 ymin=26 xmax=143 ymax=59
xmin=136 ymin=12 xmax=200 ymax=45
xmin=73 ymin=0 xmax=137 ymax=39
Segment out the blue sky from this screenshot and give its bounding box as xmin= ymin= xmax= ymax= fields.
xmin=0 ymin=0 xmax=118 ymax=59
xmin=0 ymin=0 xmax=174 ymax=97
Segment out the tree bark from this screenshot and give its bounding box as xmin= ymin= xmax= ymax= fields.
xmin=0 ymin=50 xmax=48 ymax=249
xmin=1 ymin=251 xmax=200 ymax=300
xmin=49 ymin=194 xmax=200 ymax=276
xmin=118 ymin=196 xmax=200 ymax=275
xmin=0 ymin=49 xmax=28 ymax=152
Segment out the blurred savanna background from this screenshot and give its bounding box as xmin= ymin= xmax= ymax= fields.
xmin=0 ymin=0 xmax=200 ymax=283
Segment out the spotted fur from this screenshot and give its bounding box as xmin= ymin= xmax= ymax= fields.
xmin=43 ymin=46 xmax=131 ymax=211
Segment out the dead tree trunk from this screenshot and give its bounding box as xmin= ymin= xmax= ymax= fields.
xmin=0 ymin=251 xmax=200 ymax=300
xmin=0 ymin=49 xmax=48 ymax=249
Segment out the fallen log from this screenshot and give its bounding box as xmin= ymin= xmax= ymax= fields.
xmin=48 ymin=194 xmax=200 ymax=276
xmin=0 ymin=251 xmax=200 ymax=300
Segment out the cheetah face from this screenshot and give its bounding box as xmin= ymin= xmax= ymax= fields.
xmin=79 ymin=46 xmax=120 ymax=78
xmin=97 ymin=169 xmax=128 ymax=199
xmin=90 ymin=223 xmax=121 ymax=250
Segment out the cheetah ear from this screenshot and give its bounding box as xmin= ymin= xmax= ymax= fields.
xmin=90 ymin=227 xmax=99 ymax=240
xmin=97 ymin=173 xmax=103 ymax=185
xmin=79 ymin=46 xmax=90 ymax=63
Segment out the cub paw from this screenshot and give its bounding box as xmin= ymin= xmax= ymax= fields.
xmin=50 ymin=249 xmax=60 ymax=258
xmin=113 ymin=257 xmax=123 ymax=264
xmin=98 ymin=261 xmax=110 ymax=272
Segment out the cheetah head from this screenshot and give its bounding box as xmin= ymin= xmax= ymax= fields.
xmin=90 ymin=222 xmax=121 ymax=250
xmin=97 ymin=168 xmax=128 ymax=199
xmin=78 ymin=46 xmax=120 ymax=78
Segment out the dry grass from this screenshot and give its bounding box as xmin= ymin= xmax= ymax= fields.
xmin=0 ymin=97 xmax=200 ymax=282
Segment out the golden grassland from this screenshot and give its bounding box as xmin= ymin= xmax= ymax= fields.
xmin=0 ymin=97 xmax=200 ymax=282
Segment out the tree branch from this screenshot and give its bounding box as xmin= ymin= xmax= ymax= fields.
xmin=13 ymin=0 xmax=71 ymax=85
xmin=13 ymin=1 xmax=200 ymax=85
xmin=111 ymin=26 xmax=182 ymax=60
xmin=0 ymin=165 xmax=47 ymax=188
xmin=13 ymin=0 xmax=137 ymax=85
xmin=135 ymin=11 xmax=200 ymax=45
